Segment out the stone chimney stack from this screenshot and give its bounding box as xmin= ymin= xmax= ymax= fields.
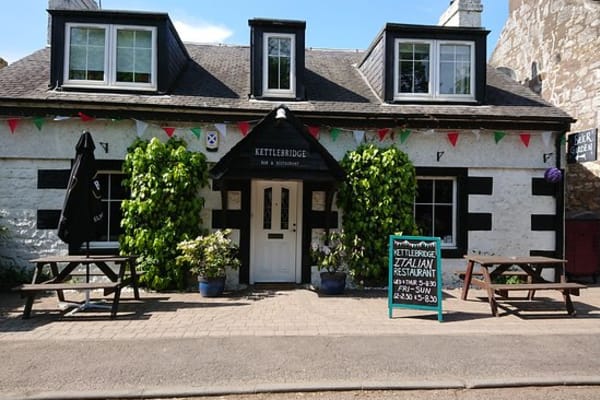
xmin=438 ymin=0 xmax=483 ymax=28
xmin=47 ymin=0 xmax=100 ymax=45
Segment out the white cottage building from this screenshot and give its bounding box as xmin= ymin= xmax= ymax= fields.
xmin=0 ymin=2 xmax=573 ymax=288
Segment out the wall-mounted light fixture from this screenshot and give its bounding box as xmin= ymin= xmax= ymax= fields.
xmin=543 ymin=152 xmax=554 ymax=163
xmin=99 ymin=142 xmax=109 ymax=153
xmin=275 ymin=108 xmax=287 ymax=120
xmin=437 ymin=151 xmax=445 ymax=162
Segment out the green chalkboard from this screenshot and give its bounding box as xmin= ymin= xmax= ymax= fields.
xmin=388 ymin=235 xmax=443 ymax=321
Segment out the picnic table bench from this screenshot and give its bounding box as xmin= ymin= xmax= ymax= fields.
xmin=13 ymin=255 xmax=141 ymax=318
xmin=461 ymin=255 xmax=586 ymax=317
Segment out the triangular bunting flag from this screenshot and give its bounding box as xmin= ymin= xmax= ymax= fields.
xmin=353 ymin=130 xmax=365 ymax=144
xmin=423 ymin=129 xmax=435 ymax=136
xmin=33 ymin=117 xmax=45 ymax=131
xmin=560 ymin=133 xmax=566 ymax=145
xmin=215 ymin=123 xmax=227 ymax=138
xmin=78 ymin=112 xmax=94 ymax=122
xmin=542 ymin=131 xmax=552 ymax=147
xmin=494 ymin=131 xmax=506 ymax=144
xmin=308 ymin=125 xmax=320 ymax=139
xmin=520 ymin=132 xmax=531 ymax=147
xmin=162 ymin=127 xmax=176 ymax=138
xmin=399 ymin=129 xmax=411 ymax=144
xmin=7 ymin=118 xmax=20 ymax=134
xmin=377 ymin=128 xmax=390 ymax=141
xmin=237 ymin=121 xmax=250 ymax=136
xmin=135 ymin=119 xmax=148 ymax=137
xmin=190 ymin=127 xmax=202 ymax=139
xmin=330 ymin=128 xmax=341 ymax=141
xmin=472 ymin=129 xmax=481 ymax=141
xmin=447 ymin=131 xmax=459 ymax=147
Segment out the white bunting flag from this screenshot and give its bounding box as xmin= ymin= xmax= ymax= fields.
xmin=135 ymin=119 xmax=149 ymax=137
xmin=353 ymin=130 xmax=365 ymax=144
xmin=215 ymin=123 xmax=227 ymax=138
xmin=542 ymin=131 xmax=552 ymax=147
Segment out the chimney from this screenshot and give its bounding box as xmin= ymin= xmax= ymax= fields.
xmin=47 ymin=0 xmax=100 ymax=45
xmin=438 ymin=0 xmax=483 ymax=28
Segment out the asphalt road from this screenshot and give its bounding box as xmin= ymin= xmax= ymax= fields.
xmin=2 ymin=334 xmax=600 ymax=399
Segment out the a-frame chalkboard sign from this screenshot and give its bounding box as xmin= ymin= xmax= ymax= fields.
xmin=388 ymin=235 xmax=443 ymax=321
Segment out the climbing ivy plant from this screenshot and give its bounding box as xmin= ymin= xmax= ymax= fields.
xmin=120 ymin=137 xmax=208 ymax=291
xmin=337 ymin=144 xmax=418 ymax=286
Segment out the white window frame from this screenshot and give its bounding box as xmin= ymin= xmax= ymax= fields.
xmin=262 ymin=33 xmax=296 ymax=98
xmin=414 ymin=176 xmax=457 ymax=248
xmin=394 ymin=39 xmax=475 ymax=102
xmin=394 ymin=39 xmax=434 ymax=100
xmin=63 ymin=23 xmax=157 ymax=91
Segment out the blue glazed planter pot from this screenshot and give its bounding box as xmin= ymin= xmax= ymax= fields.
xmin=320 ymin=272 xmax=346 ymax=295
xmin=198 ymin=276 xmax=225 ymax=297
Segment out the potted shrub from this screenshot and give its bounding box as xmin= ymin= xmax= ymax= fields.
xmin=176 ymin=229 xmax=241 ymax=297
xmin=311 ymin=230 xmax=363 ymax=295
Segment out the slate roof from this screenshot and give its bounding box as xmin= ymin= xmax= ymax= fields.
xmin=0 ymin=43 xmax=573 ymax=130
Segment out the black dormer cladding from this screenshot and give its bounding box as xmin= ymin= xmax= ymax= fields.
xmin=359 ymin=23 xmax=489 ymax=104
xmin=248 ymin=18 xmax=306 ymax=100
xmin=48 ymin=9 xmax=190 ymax=94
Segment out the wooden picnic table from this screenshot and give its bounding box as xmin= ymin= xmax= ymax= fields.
xmin=461 ymin=255 xmax=586 ymax=317
xmin=13 ymin=255 xmax=141 ymax=318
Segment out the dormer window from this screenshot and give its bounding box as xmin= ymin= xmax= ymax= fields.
xmin=394 ymin=39 xmax=474 ymax=101
xmin=64 ymin=23 xmax=157 ymax=90
xmin=264 ymin=33 xmax=295 ymax=97
xmin=249 ymin=18 xmax=306 ymax=100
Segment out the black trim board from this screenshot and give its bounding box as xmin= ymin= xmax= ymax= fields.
xmin=37 ymin=210 xmax=61 ymax=229
xmin=38 ymin=170 xmax=70 ymax=189
xmin=467 ymin=177 xmax=493 ymax=195
xmin=532 ymin=177 xmax=556 ymax=196
xmin=468 ymin=213 xmax=492 ymax=231
xmin=531 ymin=214 xmax=557 ymax=231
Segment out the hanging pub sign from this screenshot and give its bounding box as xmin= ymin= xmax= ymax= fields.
xmin=388 ymin=235 xmax=443 ymax=321
xmin=567 ymin=128 xmax=597 ymax=164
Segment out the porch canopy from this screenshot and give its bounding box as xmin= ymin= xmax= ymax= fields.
xmin=209 ymin=105 xmax=345 ymax=183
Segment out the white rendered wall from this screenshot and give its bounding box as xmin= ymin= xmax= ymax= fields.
xmin=1 ymin=118 xmax=560 ymax=287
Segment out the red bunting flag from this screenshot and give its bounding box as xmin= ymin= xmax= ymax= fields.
xmin=447 ymin=131 xmax=459 ymax=147
xmin=162 ymin=127 xmax=176 ymax=137
xmin=308 ymin=125 xmax=320 ymax=139
xmin=78 ymin=112 xmax=94 ymax=122
xmin=520 ymin=133 xmax=531 ymax=147
xmin=377 ymin=128 xmax=390 ymax=141
xmin=7 ymin=118 xmax=20 ymax=134
xmin=237 ymin=121 xmax=250 ymax=136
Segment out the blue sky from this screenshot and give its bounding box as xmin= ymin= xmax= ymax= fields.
xmin=1 ymin=1 xmax=508 ymax=64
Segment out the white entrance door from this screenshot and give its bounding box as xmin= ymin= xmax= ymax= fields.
xmin=251 ymin=180 xmax=301 ymax=283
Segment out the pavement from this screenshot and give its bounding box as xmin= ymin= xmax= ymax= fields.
xmin=1 ymin=283 xmax=600 ymax=399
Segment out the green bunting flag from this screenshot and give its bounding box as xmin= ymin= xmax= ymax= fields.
xmin=399 ymin=129 xmax=411 ymax=144
xmin=330 ymin=127 xmax=341 ymax=141
xmin=494 ymin=131 xmax=506 ymax=144
xmin=33 ymin=117 xmax=45 ymax=131
xmin=190 ymin=127 xmax=202 ymax=139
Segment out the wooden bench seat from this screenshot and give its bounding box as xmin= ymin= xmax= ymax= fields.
xmin=13 ymin=282 xmax=123 ymax=319
xmin=15 ymin=282 xmax=119 ymax=294
xmin=489 ymin=282 xmax=585 ymax=296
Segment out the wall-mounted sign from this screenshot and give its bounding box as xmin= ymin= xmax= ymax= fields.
xmin=388 ymin=235 xmax=443 ymax=321
xmin=567 ymin=128 xmax=597 ymax=164
xmin=251 ymin=146 xmax=320 ymax=169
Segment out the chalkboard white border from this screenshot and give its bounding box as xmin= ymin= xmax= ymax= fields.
xmin=388 ymin=235 xmax=443 ymax=322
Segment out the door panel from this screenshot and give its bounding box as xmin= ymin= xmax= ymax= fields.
xmin=252 ymin=181 xmax=298 ymax=282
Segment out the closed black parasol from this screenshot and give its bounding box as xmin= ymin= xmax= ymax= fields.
xmin=58 ymin=130 xmax=104 ymax=253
